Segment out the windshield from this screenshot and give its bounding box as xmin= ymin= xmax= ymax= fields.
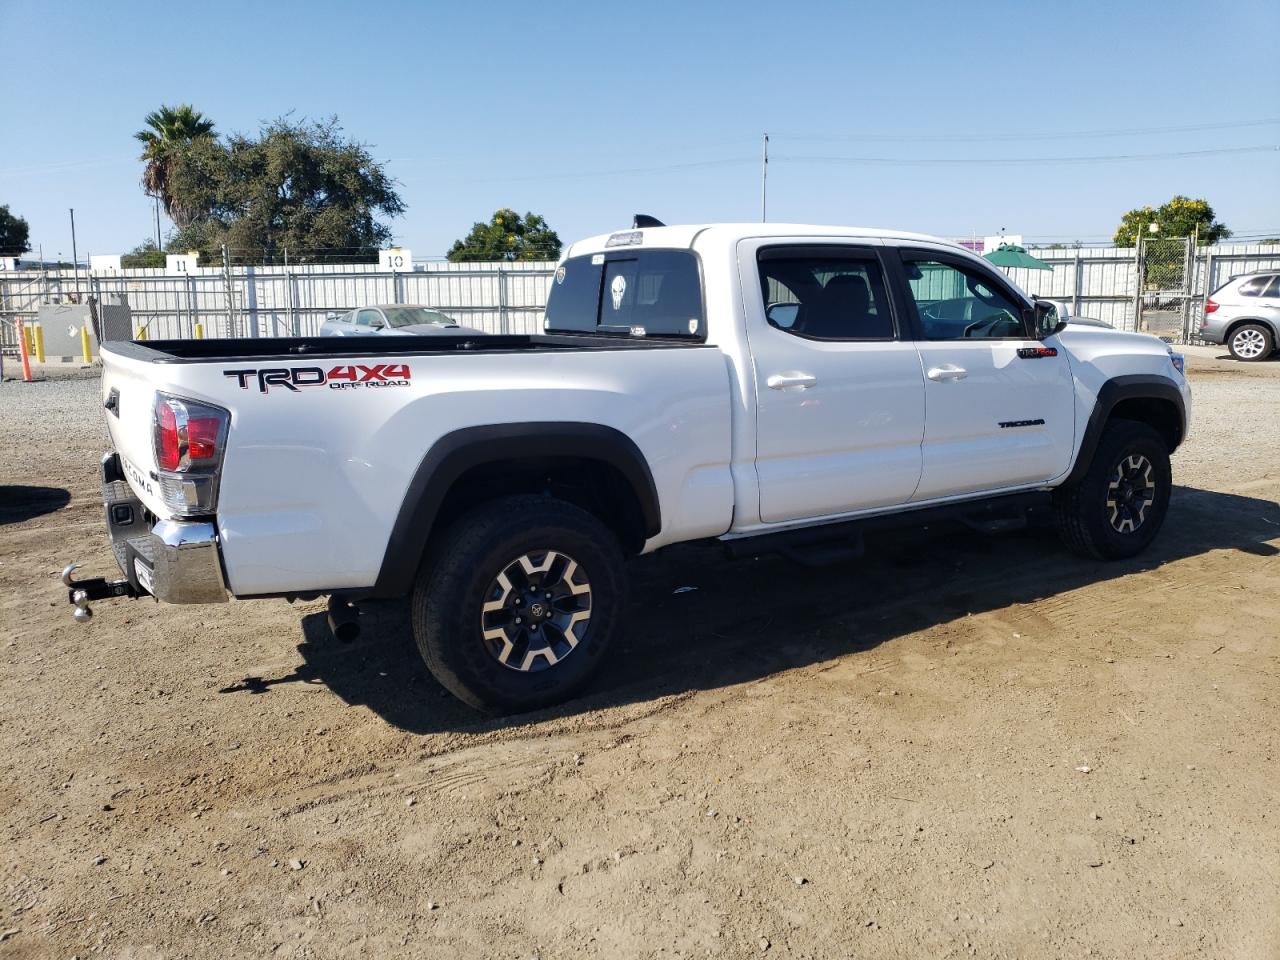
xmin=544 ymin=250 xmax=704 ymax=338
xmin=382 ymin=307 xmax=458 ymax=328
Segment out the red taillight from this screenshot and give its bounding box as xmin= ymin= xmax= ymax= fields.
xmin=153 ymin=394 xmax=229 ymax=473
xmin=1204 ymin=298 xmax=1219 ymax=314
xmin=157 ymin=400 xmax=181 ymax=470
xmin=187 ymin=416 xmax=222 ymax=462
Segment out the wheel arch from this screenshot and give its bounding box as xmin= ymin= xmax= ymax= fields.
xmin=1223 ymin=316 xmax=1279 ymax=344
xmin=1065 ymin=375 xmax=1186 ymax=485
xmin=372 ymin=422 xmax=660 ymax=597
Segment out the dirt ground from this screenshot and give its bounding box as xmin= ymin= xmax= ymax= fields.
xmin=2 ymin=347 xmax=1277 ymax=960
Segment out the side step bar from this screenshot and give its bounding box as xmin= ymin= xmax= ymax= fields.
xmin=723 ymin=491 xmax=1051 ymax=565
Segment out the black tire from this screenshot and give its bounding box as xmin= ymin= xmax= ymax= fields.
xmin=411 ymin=495 xmax=626 ymax=714
xmin=1226 ymin=323 xmax=1274 ymax=362
xmin=1053 ymin=420 xmax=1172 ymax=560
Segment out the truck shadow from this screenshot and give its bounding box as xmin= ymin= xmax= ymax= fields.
xmin=0 ymin=485 xmax=72 ymax=525
xmin=291 ymin=484 xmax=1279 ymax=735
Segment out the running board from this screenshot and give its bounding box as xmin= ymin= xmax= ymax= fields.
xmin=723 ymin=491 xmax=1051 ymax=563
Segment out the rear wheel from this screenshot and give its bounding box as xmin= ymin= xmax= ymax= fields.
xmin=1054 ymin=420 xmax=1172 ymax=560
xmin=1227 ymin=323 xmax=1273 ymax=362
xmin=411 ymin=495 xmax=626 ymax=714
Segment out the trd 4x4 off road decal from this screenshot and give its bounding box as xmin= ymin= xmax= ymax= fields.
xmin=223 ymin=364 xmax=411 ymax=394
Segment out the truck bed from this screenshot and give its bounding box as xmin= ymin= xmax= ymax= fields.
xmin=104 ymin=333 xmax=709 ymax=364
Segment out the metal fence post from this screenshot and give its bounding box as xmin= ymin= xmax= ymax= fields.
xmin=1181 ymin=234 xmax=1195 ymax=342
xmin=1072 ymin=249 xmax=1083 ymax=317
xmin=1131 ymin=238 xmax=1143 ymax=333
xmin=221 ymin=245 xmax=235 ymax=338
xmin=498 ymin=265 xmax=508 ymax=334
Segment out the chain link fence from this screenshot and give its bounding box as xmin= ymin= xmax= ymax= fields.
xmin=1 ymin=260 xmax=556 ymax=355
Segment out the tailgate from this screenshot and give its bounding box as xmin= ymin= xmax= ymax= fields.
xmin=100 ymin=346 xmax=172 ymax=519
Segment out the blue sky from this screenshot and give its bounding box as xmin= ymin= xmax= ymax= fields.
xmin=2 ymin=0 xmax=1278 ymax=260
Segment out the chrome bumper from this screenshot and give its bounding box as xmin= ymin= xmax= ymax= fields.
xmin=101 ymin=452 xmax=228 ymax=604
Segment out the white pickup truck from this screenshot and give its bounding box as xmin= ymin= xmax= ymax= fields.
xmin=67 ymin=222 xmax=1190 ymax=713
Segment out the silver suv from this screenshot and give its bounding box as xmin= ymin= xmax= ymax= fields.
xmin=1200 ymin=271 xmax=1280 ymax=361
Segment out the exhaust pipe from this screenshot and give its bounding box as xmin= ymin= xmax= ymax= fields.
xmin=327 ymin=597 xmax=361 ymax=643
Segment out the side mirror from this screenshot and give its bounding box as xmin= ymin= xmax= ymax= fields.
xmin=1027 ymin=302 xmax=1067 ymax=339
xmin=766 ymin=302 xmax=800 ymax=329
xmin=325 ymin=312 xmax=338 ymax=322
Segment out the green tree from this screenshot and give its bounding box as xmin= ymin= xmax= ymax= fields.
xmin=448 ymin=209 xmax=561 ymax=262
xmin=165 ymin=117 xmax=405 ymax=264
xmin=120 ymin=238 xmax=168 ymax=268
xmin=1112 ymin=195 xmax=1231 ymax=247
xmin=0 ymin=204 xmax=31 ymax=255
xmin=135 ymin=104 xmax=217 ymax=228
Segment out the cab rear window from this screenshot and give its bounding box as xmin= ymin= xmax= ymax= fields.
xmin=544 ymin=250 xmax=704 ymax=338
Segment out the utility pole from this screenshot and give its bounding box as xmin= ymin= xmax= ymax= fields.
xmin=760 ymin=133 xmax=769 ymax=223
xmin=69 ymin=208 xmax=79 ymax=299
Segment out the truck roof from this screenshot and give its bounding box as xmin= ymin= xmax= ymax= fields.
xmin=565 ymin=223 xmax=964 ymax=259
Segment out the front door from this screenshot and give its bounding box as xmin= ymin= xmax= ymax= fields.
xmin=744 ymin=242 xmax=926 ymax=523
xmin=892 ymin=248 xmax=1076 ymax=501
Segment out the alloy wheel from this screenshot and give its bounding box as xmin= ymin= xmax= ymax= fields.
xmin=1106 ymin=454 xmax=1156 ymax=534
xmin=1231 ymin=328 xmax=1267 ymax=359
xmin=479 ymin=550 xmax=592 ymax=672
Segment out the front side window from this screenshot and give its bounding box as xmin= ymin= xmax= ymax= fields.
xmin=902 ymin=258 xmax=1028 ymax=340
xmin=758 ymin=252 xmax=894 ymax=340
xmin=355 ymin=309 xmax=383 ymax=327
xmin=544 ymin=250 xmax=703 ymax=338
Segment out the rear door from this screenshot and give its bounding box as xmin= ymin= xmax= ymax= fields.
xmin=742 ymin=241 xmax=925 ymax=523
xmin=889 ymin=247 xmax=1076 ymax=501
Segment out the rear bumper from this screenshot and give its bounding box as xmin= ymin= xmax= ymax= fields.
xmin=102 ymin=452 xmax=228 ymax=604
xmin=1198 ymin=320 xmax=1225 ymax=345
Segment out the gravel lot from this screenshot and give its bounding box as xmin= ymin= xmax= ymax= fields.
xmin=2 ymin=347 xmax=1277 ymax=959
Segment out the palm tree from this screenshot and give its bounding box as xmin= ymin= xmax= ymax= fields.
xmin=135 ymin=105 xmax=216 ymax=228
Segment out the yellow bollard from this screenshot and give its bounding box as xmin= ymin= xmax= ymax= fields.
xmin=17 ymin=319 xmax=32 ymax=381
xmin=81 ymin=324 xmax=93 ymax=363
xmin=135 ymin=326 xmax=147 ymax=341
xmin=33 ymin=322 xmax=46 ymax=363
xmin=194 ymin=322 xmax=205 ymax=340
xmin=23 ymin=323 xmax=34 ymax=356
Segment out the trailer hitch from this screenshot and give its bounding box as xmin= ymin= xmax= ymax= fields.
xmin=62 ymin=563 xmax=138 ymax=622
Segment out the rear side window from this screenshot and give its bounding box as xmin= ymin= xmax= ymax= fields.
xmin=757 ymin=252 xmax=895 ymax=340
xmin=1238 ymin=275 xmax=1279 ymax=297
xmin=544 ymin=251 xmax=704 ymax=338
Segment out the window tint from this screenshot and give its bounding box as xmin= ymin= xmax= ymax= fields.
xmin=1238 ymin=275 xmax=1278 ymax=297
xmin=902 ymin=258 xmax=1028 ymax=340
xmin=758 ymin=254 xmax=894 ymax=340
xmin=544 ymin=251 xmax=703 ymax=337
xmin=355 ymin=309 xmax=383 ymax=326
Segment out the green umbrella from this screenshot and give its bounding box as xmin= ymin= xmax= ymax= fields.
xmin=983 ymin=244 xmax=1053 ymax=271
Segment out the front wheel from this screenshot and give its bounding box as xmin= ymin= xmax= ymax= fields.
xmin=1227 ymin=323 xmax=1274 ymax=362
xmin=1053 ymin=420 xmax=1172 ymax=560
xmin=411 ymin=495 xmax=626 ymax=714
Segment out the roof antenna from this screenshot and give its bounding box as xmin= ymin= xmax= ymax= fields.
xmin=632 ymin=214 xmax=665 ymax=228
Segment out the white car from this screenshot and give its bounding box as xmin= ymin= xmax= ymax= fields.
xmin=318 ymin=304 xmax=484 ymax=337
xmin=69 ymin=221 xmax=1190 ymax=713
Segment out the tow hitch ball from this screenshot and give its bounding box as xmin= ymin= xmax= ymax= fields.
xmin=61 ymin=564 xmax=137 ymax=623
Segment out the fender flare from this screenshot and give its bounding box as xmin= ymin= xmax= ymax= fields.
xmin=372 ymin=422 xmax=661 ymax=597
xmin=1223 ymin=316 xmax=1280 ymax=341
xmin=1065 ymin=374 xmax=1186 ymax=485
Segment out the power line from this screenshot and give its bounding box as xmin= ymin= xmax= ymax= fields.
xmin=772 ymin=144 xmax=1278 ymax=166
xmin=770 ymin=117 xmax=1280 ymax=143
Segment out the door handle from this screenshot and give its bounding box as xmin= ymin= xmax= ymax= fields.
xmin=926 ymin=364 xmax=968 ymax=382
xmin=767 ymin=372 xmax=818 ymax=390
